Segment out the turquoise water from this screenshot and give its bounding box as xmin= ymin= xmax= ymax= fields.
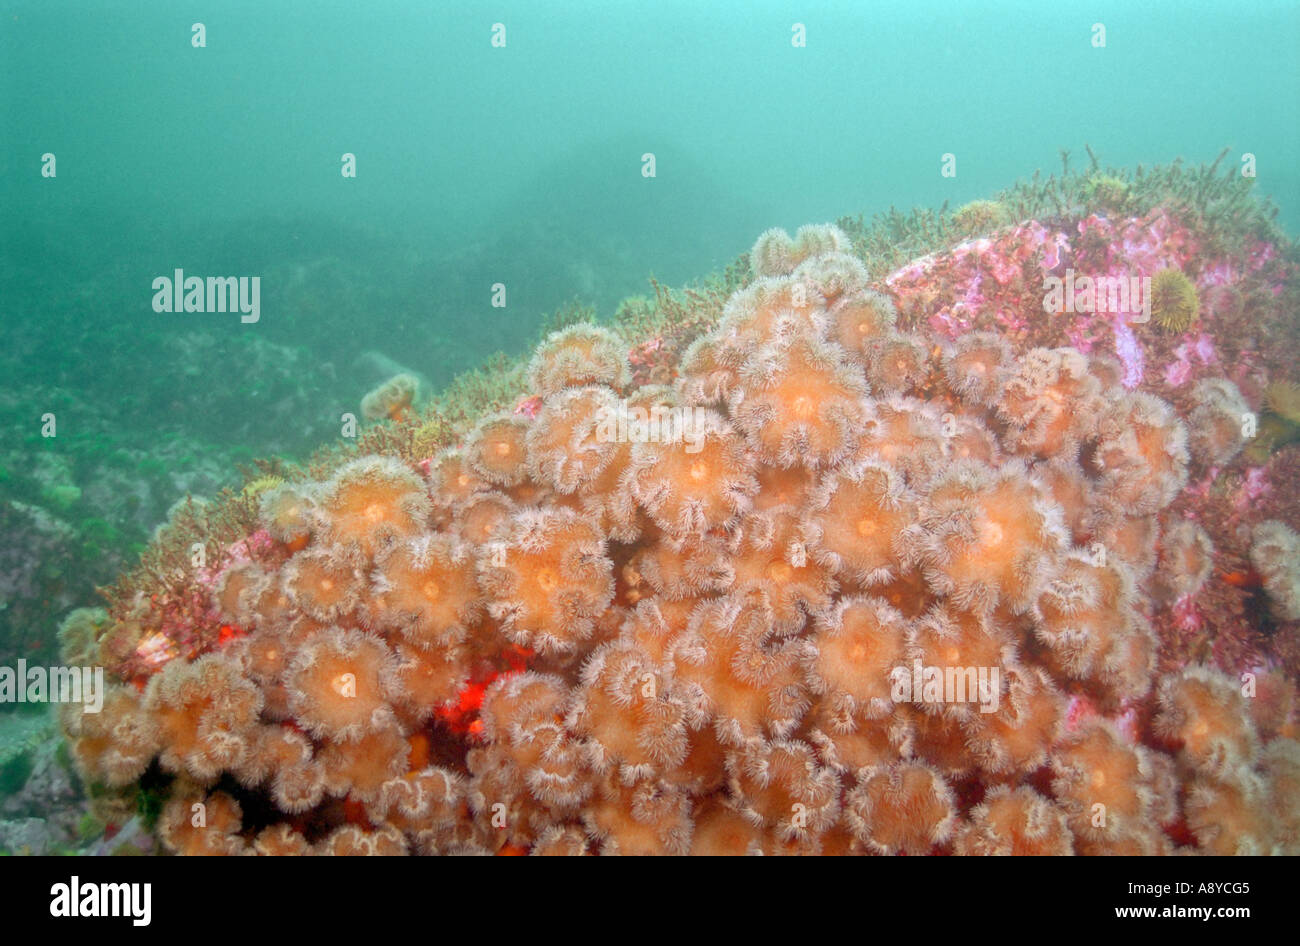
xmin=0 ymin=0 xmax=1297 ymax=655
xmin=5 ymin=0 xmax=1297 ymax=329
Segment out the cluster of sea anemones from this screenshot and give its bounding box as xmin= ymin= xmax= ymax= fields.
xmin=64 ymin=223 xmax=1298 ymax=855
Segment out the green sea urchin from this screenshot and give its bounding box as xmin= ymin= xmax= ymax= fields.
xmin=1150 ymin=268 xmax=1199 ymax=333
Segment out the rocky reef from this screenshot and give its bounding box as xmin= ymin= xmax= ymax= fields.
xmin=58 ymin=157 xmax=1300 ymax=855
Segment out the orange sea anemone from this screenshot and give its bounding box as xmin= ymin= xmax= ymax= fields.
xmin=528 ymin=323 xmax=630 ymax=398
xmin=68 ymin=684 xmax=160 ymax=787
xmin=1050 ymin=719 xmax=1170 ymax=854
xmin=803 ymin=457 xmax=922 ymax=587
xmin=1093 ymin=392 xmax=1189 ymax=515
xmin=858 ymin=396 xmax=948 ymax=482
xmin=998 ymin=347 xmax=1103 ymax=459
xmin=803 ymin=596 xmax=910 ymax=722
xmin=1186 ymin=378 xmax=1250 ymax=467
xmin=920 ymin=460 xmax=1066 ymax=615
xmin=476 ymin=507 xmax=614 ymax=655
xmin=318 ymin=719 xmax=411 ymax=804
xmin=465 ymin=412 xmax=532 ymax=487
xmin=719 ymin=276 xmax=826 ymax=346
xmin=280 ymin=546 xmax=366 ymax=624
xmin=827 ymin=288 xmax=898 ymax=355
xmin=750 ymin=224 xmax=849 ymax=278
xmin=670 ymin=591 xmax=808 ymax=745
xmin=864 ymin=331 xmax=930 ymax=396
xmin=627 ymin=409 xmax=757 ymax=536
xmin=426 ymin=448 xmax=492 ymax=517
xmin=943 ymin=331 xmax=1012 ymax=407
xmin=725 ymin=508 xmax=837 ymax=635
xmin=1184 ymin=771 xmax=1273 ymax=855
xmin=526 ymin=385 xmax=622 ymax=494
xmin=1153 ymin=519 xmax=1214 ymax=604
xmin=583 ymin=775 xmax=692 ymax=855
xmin=143 ymin=654 xmax=263 ymax=782
xmin=313 ymin=456 xmax=432 ymax=559
xmin=1250 ymin=520 xmax=1300 ymax=621
xmin=569 ymin=639 xmax=689 ymax=779
xmin=158 ymin=790 xmax=247 ymax=856
xmin=259 ymin=482 xmax=317 ymax=547
xmin=731 ymin=331 xmax=869 ymax=469
xmin=727 ymin=738 xmax=840 ymax=844
xmin=1154 ymin=666 xmax=1260 ymax=773
xmin=843 ymin=761 xmax=956 ymax=855
xmin=955 ymin=785 xmax=1074 ymax=855
xmin=368 ymin=532 xmax=484 ymax=648
xmin=285 ymin=627 xmax=401 ymax=742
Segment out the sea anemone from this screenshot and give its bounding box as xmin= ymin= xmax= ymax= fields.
xmin=465 ymin=412 xmax=532 ymax=487
xmin=843 ymin=761 xmax=956 ymax=855
xmin=1153 ymin=519 xmax=1214 ymax=604
xmin=1093 ymin=392 xmax=1189 ymax=515
xmin=528 ymin=324 xmax=630 ymax=397
xmin=955 ymin=785 xmax=1074 ymax=855
xmin=827 ymin=289 xmax=897 ymax=355
xmin=920 ymin=460 xmax=1066 ymax=615
xmin=144 ymin=654 xmax=263 ymax=782
xmin=425 ymin=448 xmax=491 ymax=517
xmin=1184 ymin=771 xmax=1274 ymax=855
xmin=725 ymin=508 xmax=837 ymax=634
xmin=284 ymin=627 xmax=400 ymax=742
xmin=727 ymin=738 xmax=840 ymax=843
xmin=526 ymin=385 xmax=622 ymax=494
xmin=943 ymin=331 xmax=1012 ymax=407
xmin=627 ymin=409 xmax=757 ymax=536
xmin=749 ymin=224 xmax=848 ymax=278
xmin=720 ymin=276 xmax=825 ymax=345
xmin=568 ymin=639 xmax=689 ymax=779
xmin=731 ymin=332 xmax=869 ymax=469
xmin=280 ymin=546 xmax=366 ymax=624
xmin=864 ymin=332 xmax=930 ymax=396
xmin=158 ymin=790 xmax=247 ymax=856
xmin=259 ymin=483 xmax=316 ymax=548
xmin=476 ymin=507 xmax=614 ymax=655
xmin=313 ymin=456 xmax=432 ymax=559
xmin=318 ymin=719 xmax=411 ymax=803
xmin=1249 ymin=521 xmax=1300 ymax=621
xmin=803 ymin=596 xmax=909 ymax=722
xmin=368 ymin=532 xmax=484 ymax=648
xmin=1050 ymin=719 xmax=1169 ymax=853
xmin=998 ymin=347 xmax=1102 ymax=459
xmin=670 ymin=591 xmax=808 ymax=745
xmin=803 ymin=458 xmax=922 ymax=587
xmin=1186 ymin=378 xmax=1250 ymax=468
xmin=1154 ymin=666 xmax=1260 ymax=773
xmin=360 ymin=372 xmax=419 ymax=422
